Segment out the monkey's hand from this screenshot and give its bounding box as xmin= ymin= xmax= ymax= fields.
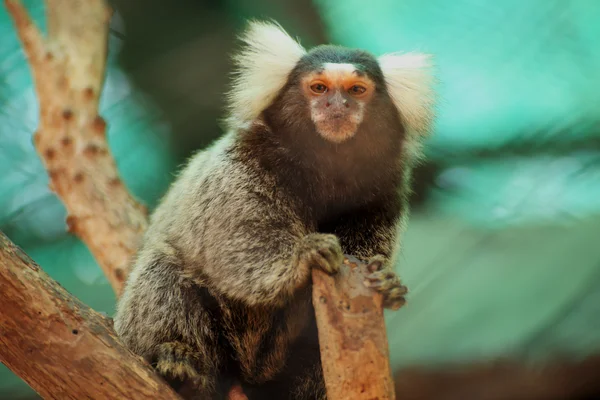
xmin=155 ymin=342 xmax=214 ymax=394
xmin=363 ymin=255 xmax=407 ymax=310
xmin=297 ymin=233 xmax=344 ymax=275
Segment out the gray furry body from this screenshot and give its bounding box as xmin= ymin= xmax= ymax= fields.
xmin=114 ymin=21 xmax=435 ymax=400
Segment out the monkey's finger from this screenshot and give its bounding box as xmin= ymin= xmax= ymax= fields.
xmin=318 ymin=248 xmax=343 ymax=271
xmin=364 ymin=279 xmax=396 ymax=292
xmin=365 ymin=276 xmax=408 ymax=297
xmin=387 ymin=285 xmax=408 ymax=297
xmin=383 ymin=286 xmax=407 ymax=309
xmin=364 ymin=270 xmax=397 ymax=286
xmin=389 ymin=283 xmax=408 ymax=296
xmin=366 ymin=255 xmax=386 ymax=272
xmin=383 ymin=294 xmax=406 ymax=310
xmin=306 ymin=233 xmax=341 ymax=252
xmin=310 ymin=252 xmax=337 ymax=274
xmin=317 ymin=249 xmax=337 ymax=272
xmin=366 ymin=270 xmax=396 ymax=280
xmin=320 ymin=237 xmax=343 ymax=261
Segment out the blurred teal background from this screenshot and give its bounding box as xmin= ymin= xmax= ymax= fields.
xmin=1 ymin=0 xmax=599 ymax=398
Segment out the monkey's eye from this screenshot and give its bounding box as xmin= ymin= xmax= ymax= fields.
xmin=310 ymin=83 xmax=328 ymax=94
xmin=348 ymin=85 xmax=367 ymax=95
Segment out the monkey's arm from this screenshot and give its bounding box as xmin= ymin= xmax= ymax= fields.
xmin=194 ymin=190 xmax=343 ymax=307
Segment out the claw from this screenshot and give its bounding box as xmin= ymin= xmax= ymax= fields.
xmin=383 ymin=294 xmax=406 ymax=310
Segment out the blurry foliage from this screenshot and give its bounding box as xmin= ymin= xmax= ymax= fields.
xmin=1 ymin=0 xmax=600 ymax=398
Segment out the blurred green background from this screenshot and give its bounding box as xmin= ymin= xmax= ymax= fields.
xmin=1 ymin=0 xmax=599 ymax=398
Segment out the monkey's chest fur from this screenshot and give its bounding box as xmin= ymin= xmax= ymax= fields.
xmin=240 ymin=120 xmax=404 ymax=223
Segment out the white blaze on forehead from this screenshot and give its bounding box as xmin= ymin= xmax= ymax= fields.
xmin=322 ymin=63 xmax=357 ymax=74
xmin=319 ymin=63 xmax=359 ymax=87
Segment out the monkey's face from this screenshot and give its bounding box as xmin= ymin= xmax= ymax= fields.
xmin=301 ymin=63 xmax=375 ymax=144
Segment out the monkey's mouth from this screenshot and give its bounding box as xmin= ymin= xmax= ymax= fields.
xmin=314 ymin=118 xmax=358 ymax=144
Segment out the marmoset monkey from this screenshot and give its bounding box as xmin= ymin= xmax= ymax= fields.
xmin=114 ymin=20 xmax=435 ymax=400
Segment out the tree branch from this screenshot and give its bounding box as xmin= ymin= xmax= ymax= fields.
xmin=312 ymin=256 xmax=396 ymax=400
xmin=4 ymin=0 xmax=147 ymax=296
xmin=0 ymin=231 xmax=181 ymax=400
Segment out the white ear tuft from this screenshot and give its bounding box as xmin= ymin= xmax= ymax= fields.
xmin=226 ymin=20 xmax=306 ymax=127
xmin=378 ymin=52 xmax=436 ymax=140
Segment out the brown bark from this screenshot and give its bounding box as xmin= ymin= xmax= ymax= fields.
xmin=0 ymin=231 xmax=181 ymax=400
xmin=4 ymin=0 xmax=147 ymax=296
xmin=312 ymin=255 xmax=396 ymax=400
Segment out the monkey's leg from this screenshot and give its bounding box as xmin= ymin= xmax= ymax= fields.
xmin=114 ymin=256 xmax=222 ymax=398
xmin=155 ymin=341 xmax=223 ymax=399
xmin=156 ymin=341 xmax=202 ymax=381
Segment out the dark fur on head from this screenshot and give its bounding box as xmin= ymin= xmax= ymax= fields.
xmin=114 ymin=20 xmax=436 ymax=400
xmin=294 ymin=45 xmax=386 ymax=81
xmin=241 ymin=44 xmax=405 ymax=223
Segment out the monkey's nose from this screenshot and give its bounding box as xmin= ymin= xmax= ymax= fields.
xmin=325 ymin=101 xmax=346 ymax=108
xmin=326 ymin=92 xmax=350 ymax=109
